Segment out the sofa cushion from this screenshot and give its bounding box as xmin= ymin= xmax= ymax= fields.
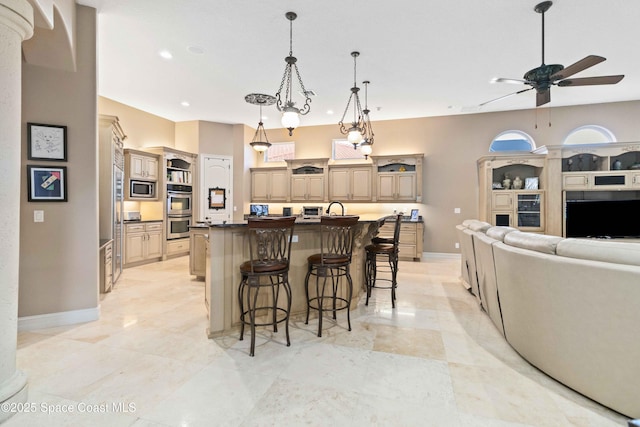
xmin=486 ymin=226 xmax=518 ymax=242
xmin=461 ymin=219 xmax=475 ymax=228
xmin=503 ymin=231 xmax=564 ymax=254
xmin=556 ymin=238 xmax=640 ymax=267
xmin=468 ymin=220 xmax=492 ymax=232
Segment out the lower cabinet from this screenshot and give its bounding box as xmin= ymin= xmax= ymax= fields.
xmin=166 ymin=238 xmax=190 ymax=257
xmin=100 ymin=241 xmax=113 ymax=293
xmin=124 ymin=222 xmax=163 ymax=267
xmin=189 ymin=228 xmax=208 ymax=278
xmin=377 ymin=220 xmax=424 ymax=261
xmin=491 ymin=190 xmax=545 ymax=232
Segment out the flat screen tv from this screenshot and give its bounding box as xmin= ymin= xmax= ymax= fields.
xmin=565 ymin=199 xmax=640 ymax=238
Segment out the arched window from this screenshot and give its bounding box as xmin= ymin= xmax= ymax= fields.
xmin=489 ymin=130 xmax=536 ymax=152
xmin=563 ymin=125 xmax=616 ymax=145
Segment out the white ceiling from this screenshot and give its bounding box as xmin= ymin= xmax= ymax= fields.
xmin=77 ymin=0 xmax=640 ymax=129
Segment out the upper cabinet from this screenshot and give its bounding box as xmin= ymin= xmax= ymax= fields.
xmin=371 ymin=154 xmax=423 ymax=202
xmin=287 ymin=159 xmax=329 ymax=202
xmin=328 ymin=165 xmax=373 ymax=202
xmin=126 ymin=149 xmax=159 ymax=181
xmin=251 ymin=167 xmax=288 ymax=202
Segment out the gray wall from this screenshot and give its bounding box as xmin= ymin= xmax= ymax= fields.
xmin=19 ymin=5 xmax=98 ymax=317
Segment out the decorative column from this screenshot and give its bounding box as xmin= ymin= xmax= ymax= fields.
xmin=0 ymin=0 xmax=33 ymax=422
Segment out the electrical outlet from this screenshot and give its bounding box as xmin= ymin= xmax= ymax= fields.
xmin=454 ymin=208 xmax=461 ymax=214
xmin=292 ymin=235 xmax=298 ymax=243
xmin=455 ymin=242 xmax=460 ymax=249
xmin=34 ymin=210 xmax=44 ymax=223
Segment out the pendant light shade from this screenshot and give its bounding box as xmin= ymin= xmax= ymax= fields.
xmin=275 ymin=12 xmax=312 ymax=136
xmin=245 ymin=93 xmax=277 ymax=153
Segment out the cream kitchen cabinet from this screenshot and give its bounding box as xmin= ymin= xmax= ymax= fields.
xmin=125 ymin=149 xmax=159 ymax=181
xmin=329 ymin=166 xmax=372 ymax=201
xmin=124 ymin=222 xmax=163 ymax=266
xmin=377 ymin=219 xmax=424 ymax=261
xmin=291 ymin=174 xmax=325 ymax=201
xmin=491 ymin=191 xmax=545 ymax=232
xmin=250 ymin=167 xmax=288 ymax=202
xmin=189 ymin=227 xmax=208 ymax=279
xmin=371 ymin=154 xmax=423 ymax=202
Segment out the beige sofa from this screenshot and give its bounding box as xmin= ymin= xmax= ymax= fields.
xmin=459 ymin=222 xmax=640 ymax=419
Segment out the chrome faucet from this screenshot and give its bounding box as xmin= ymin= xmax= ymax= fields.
xmin=326 ymin=201 xmax=344 ymax=216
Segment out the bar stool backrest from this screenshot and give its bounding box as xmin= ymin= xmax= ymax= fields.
xmin=391 ymin=213 xmax=403 ymax=247
xmin=246 ymin=216 xmax=297 ymax=272
xmin=319 ymin=215 xmax=360 ymax=264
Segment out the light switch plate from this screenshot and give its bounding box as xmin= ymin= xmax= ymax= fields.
xmin=454 ymin=208 xmax=461 ymax=214
xmin=34 ymin=210 xmax=44 ymax=222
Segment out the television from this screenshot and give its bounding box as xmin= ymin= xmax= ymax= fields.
xmin=249 ymin=204 xmax=268 ymax=217
xmin=565 ymin=199 xmax=640 ymax=238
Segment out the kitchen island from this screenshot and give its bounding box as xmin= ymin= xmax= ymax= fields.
xmin=203 ymin=215 xmax=388 ymax=337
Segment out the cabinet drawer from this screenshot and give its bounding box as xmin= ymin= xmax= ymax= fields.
xmin=125 ymin=223 xmax=145 ymax=233
xmin=167 ymin=239 xmax=189 ymax=255
xmin=400 ymin=223 xmax=416 ymax=232
xmin=399 ymin=232 xmax=416 ymax=245
xmin=145 ymin=222 xmax=163 ymax=231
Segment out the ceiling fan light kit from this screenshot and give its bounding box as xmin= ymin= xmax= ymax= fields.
xmin=483 ymin=1 xmax=624 ymax=108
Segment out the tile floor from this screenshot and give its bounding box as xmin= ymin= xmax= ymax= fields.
xmin=7 ymin=255 xmax=629 ymax=426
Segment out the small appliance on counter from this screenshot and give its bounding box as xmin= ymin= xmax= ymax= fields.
xmin=123 ymin=211 xmax=141 ymax=221
xmin=302 ymin=206 xmax=323 ymax=219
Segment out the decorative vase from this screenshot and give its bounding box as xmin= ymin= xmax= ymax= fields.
xmin=613 ymin=160 xmax=622 ymax=170
xmin=512 ymin=176 xmax=523 ymax=190
xmin=502 ymin=178 xmax=511 ymax=189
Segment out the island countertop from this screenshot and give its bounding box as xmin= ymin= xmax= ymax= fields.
xmin=204 ymin=215 xmax=398 ymax=337
xmin=194 ymin=214 xmax=422 ymax=229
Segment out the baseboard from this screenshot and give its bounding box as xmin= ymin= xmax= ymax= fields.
xmin=422 ymin=252 xmax=461 ymax=260
xmin=18 ymin=306 xmax=100 ymax=331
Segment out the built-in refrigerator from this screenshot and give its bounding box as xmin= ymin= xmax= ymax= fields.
xmin=99 ymin=115 xmax=126 ymax=291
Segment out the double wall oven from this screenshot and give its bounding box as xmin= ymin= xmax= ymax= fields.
xmin=167 ymin=184 xmax=192 ymax=239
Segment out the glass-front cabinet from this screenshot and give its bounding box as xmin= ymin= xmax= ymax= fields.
xmin=492 ymin=190 xmax=544 ymax=232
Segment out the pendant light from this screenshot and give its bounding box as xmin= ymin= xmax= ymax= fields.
xmin=360 ymin=80 xmax=374 ymax=159
xmin=275 ymin=12 xmax=312 ymax=136
xmin=245 ymin=93 xmax=276 ymax=152
xmin=338 ymin=52 xmax=368 ymax=149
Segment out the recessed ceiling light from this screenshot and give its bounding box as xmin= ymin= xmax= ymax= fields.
xmin=326 ymin=110 xmax=334 ymax=115
xmin=187 ymin=45 xmax=205 ymax=55
xmin=159 ymin=50 xmax=173 ymax=60
xmin=181 ymin=101 xmax=190 ymax=107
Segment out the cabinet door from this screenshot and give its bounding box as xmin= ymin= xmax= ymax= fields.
xmin=396 ymin=173 xmax=416 ymax=200
xmin=129 ymin=154 xmax=146 ymax=180
xmin=190 ymin=231 xmax=207 ymax=277
xmin=562 ymin=174 xmax=590 ymax=190
xmin=251 ymin=170 xmax=270 ymax=201
xmin=146 ymin=231 xmax=163 ymax=259
xmin=329 ymin=169 xmax=351 ymax=200
xmin=290 ymin=176 xmax=308 ymax=200
xmin=145 ymin=156 xmax=158 ymax=180
xmin=125 ymin=233 xmax=145 ymax=264
xmin=377 ymin=173 xmax=396 ymax=200
xmin=306 ymin=176 xmax=325 ymax=201
xmin=269 ymin=170 xmax=289 ymax=201
xmin=493 ymin=212 xmax=513 ymax=227
xmin=492 ymin=192 xmax=513 ymax=210
xmin=351 ymin=168 xmax=372 ymax=201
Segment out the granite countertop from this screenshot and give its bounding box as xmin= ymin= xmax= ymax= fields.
xmin=123 ymin=219 xmax=163 ymax=224
xmin=195 ymin=214 xmax=423 ymax=229
xmin=99 ymin=238 xmax=113 ymax=249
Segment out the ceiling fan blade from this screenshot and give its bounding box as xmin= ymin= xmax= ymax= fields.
xmin=550 ymin=55 xmax=605 ymax=81
xmin=491 ymin=77 xmax=530 ymax=85
xmin=536 ymin=90 xmax=550 ymax=107
xmin=479 ymin=88 xmax=534 ymax=107
xmin=557 ymin=75 xmax=625 ymax=87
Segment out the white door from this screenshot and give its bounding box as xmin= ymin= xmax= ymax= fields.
xmin=200 ymin=155 xmax=233 ymax=223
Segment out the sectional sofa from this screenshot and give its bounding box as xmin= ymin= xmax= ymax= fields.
xmin=457 ymin=220 xmax=640 ymax=419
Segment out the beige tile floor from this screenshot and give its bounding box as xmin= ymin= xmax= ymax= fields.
xmin=7 ymin=255 xmax=630 ymax=426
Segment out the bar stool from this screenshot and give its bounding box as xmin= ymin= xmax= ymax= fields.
xmin=238 ymin=216 xmax=296 ymax=356
xmin=365 ymin=213 xmax=403 ymax=308
xmin=304 ymin=215 xmax=360 ymax=337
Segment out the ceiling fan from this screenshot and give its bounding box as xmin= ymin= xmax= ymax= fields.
xmin=481 ymin=1 xmax=624 ymax=108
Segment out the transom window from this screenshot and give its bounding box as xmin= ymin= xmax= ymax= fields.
xmin=332 ymin=139 xmax=367 ymax=160
xmin=489 ymin=130 xmax=536 ymax=152
xmin=563 ymin=125 xmax=616 ymax=145
xmin=264 ymin=142 xmax=295 ymax=162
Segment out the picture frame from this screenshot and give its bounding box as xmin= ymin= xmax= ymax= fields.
xmin=525 ymin=177 xmax=539 ymax=190
xmin=410 ymin=208 xmax=419 ymax=222
xmin=27 ymin=165 xmax=67 ymax=202
xmin=208 ymin=187 xmax=226 ymax=210
xmin=27 ymin=122 xmax=67 ymax=161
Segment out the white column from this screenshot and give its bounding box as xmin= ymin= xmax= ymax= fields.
xmin=0 ymin=0 xmax=33 ymax=422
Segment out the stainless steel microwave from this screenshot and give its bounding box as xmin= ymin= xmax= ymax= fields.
xmin=302 ymin=206 xmax=323 ymax=218
xmin=129 ymin=180 xmax=156 ymax=198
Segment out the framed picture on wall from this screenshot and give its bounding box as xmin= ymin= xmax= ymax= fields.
xmin=27 ymin=123 xmax=67 ymax=161
xmin=27 ymin=165 xmax=67 ymax=202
